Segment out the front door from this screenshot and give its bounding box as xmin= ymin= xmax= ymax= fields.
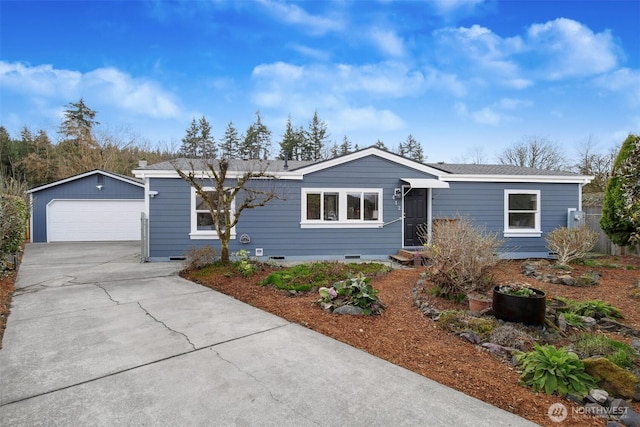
xmin=404 ymin=188 xmax=427 ymax=247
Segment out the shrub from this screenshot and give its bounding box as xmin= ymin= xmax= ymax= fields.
xmin=545 ymin=226 xmax=598 ymax=266
xmin=232 ymin=249 xmax=259 ymax=277
xmin=427 ymin=216 xmax=503 ymax=298
xmin=437 ymin=310 xmax=497 ymax=340
xmin=184 ymin=245 xmax=219 ymax=270
xmin=316 ymin=273 xmax=385 ymax=315
xmin=0 ymin=194 xmax=28 ymax=272
xmin=555 ymin=297 xmax=623 ymax=320
xmin=516 ymin=344 xmax=597 ymax=397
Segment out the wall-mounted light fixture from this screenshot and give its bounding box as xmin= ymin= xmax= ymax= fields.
xmin=96 ymin=185 xmax=103 ymax=190
xmin=149 ymin=190 xmax=159 ymax=198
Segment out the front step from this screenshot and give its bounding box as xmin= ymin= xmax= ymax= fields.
xmin=389 ymin=249 xmax=419 ymax=265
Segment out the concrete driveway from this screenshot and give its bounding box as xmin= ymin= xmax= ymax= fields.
xmin=0 ymin=242 xmax=538 ymax=426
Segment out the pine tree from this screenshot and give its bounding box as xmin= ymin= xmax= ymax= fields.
xmin=179 ymin=116 xmax=216 ymax=158
xmin=240 ymin=111 xmax=271 ymax=159
xmin=339 ymin=135 xmax=352 ymax=155
xmin=279 ymin=116 xmax=305 ymax=160
xmin=398 ymin=134 xmax=424 ymax=162
xmin=303 ymin=110 xmax=329 ymax=161
xmin=219 ymin=121 xmax=240 ymax=159
xmin=373 ymin=139 xmax=388 ymax=151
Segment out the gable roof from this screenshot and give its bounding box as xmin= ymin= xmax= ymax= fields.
xmin=132 ymin=146 xmax=592 ymax=184
xmin=27 ymin=170 xmax=144 ymax=194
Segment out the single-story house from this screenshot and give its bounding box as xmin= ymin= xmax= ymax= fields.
xmin=27 ymin=170 xmax=145 ymax=242
xmin=132 ymin=147 xmax=592 ymax=262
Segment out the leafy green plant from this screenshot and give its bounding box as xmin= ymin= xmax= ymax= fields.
xmin=515 ymin=344 xmax=598 ymax=397
xmin=555 ymin=297 xmax=623 ymax=320
xmin=232 ymin=249 xmax=259 ymax=277
xmin=573 ymin=334 xmax=639 ymax=369
xmin=561 ymin=312 xmax=586 ymax=329
xmin=316 ymin=273 xmax=385 ymax=315
xmin=496 ymin=283 xmax=536 ymax=297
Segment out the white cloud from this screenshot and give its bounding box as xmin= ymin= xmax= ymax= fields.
xmin=454 ymin=97 xmax=529 ymax=125
xmin=370 ymin=28 xmax=405 ymax=57
xmin=525 ymin=18 xmax=620 ymax=79
xmin=0 ymin=61 xmax=181 ymax=119
xmin=336 ymin=107 xmax=404 ymax=132
xmin=289 ymin=44 xmax=331 ymax=62
xmin=594 ymin=68 xmax=640 ymax=104
xmin=256 ymin=0 xmax=344 ymax=35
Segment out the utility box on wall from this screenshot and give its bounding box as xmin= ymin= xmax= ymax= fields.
xmin=568 ymin=210 xmax=585 ymax=228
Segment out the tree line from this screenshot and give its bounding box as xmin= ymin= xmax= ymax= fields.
xmin=0 ymin=98 xmax=623 ymax=195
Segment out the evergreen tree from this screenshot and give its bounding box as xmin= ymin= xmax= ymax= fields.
xmin=278 ymin=116 xmax=305 ymax=160
xmin=373 ymin=139 xmax=388 ymax=151
xmin=303 ymin=110 xmax=329 ymax=161
xmin=179 ymin=116 xmax=216 ymax=158
xmin=240 ymin=111 xmax=271 ymax=159
xmin=601 ymin=134 xmax=640 ymax=248
xmin=219 ymin=121 xmax=240 ymax=159
xmin=397 ymin=134 xmax=424 ymax=162
xmin=58 ymin=98 xmax=99 ymax=148
xmin=339 ymin=135 xmax=352 ymax=155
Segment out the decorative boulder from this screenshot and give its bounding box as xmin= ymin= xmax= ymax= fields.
xmin=583 ymin=357 xmax=640 ymax=401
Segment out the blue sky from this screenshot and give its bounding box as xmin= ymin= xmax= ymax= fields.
xmin=1 ymin=0 xmax=639 ymax=163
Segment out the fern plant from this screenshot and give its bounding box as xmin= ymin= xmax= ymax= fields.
xmin=516 ymin=344 xmax=597 ymax=397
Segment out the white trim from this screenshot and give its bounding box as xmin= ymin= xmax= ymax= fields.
xmin=29 ymin=193 xmax=34 ymax=243
xmin=443 ymin=174 xmax=592 ymax=184
xmin=27 ymin=170 xmax=144 ymax=193
xmin=189 ymin=187 xmax=236 ymax=240
xmin=400 ymin=177 xmax=449 ymax=189
xmin=503 ymin=189 xmax=541 ymax=238
xmin=300 ymin=187 xmax=383 ymax=228
xmin=401 ymin=185 xmax=432 ymax=247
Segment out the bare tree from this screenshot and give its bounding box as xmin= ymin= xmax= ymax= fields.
xmin=174 ymin=158 xmax=282 ymax=263
xmin=573 ymin=136 xmax=617 ymax=193
xmin=497 ymin=136 xmax=565 ymax=170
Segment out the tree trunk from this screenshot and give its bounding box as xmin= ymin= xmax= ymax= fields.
xmin=220 ymin=239 xmax=230 ymax=264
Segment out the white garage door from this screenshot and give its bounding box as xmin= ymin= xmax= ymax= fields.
xmin=47 ymin=199 xmax=144 ymax=242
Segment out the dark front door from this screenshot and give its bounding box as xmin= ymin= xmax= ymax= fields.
xmin=404 ymin=188 xmax=427 ymax=247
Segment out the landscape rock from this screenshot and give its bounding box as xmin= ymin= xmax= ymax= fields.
xmin=608 ymin=422 xmax=625 ymax=427
xmin=557 ymin=313 xmax=568 ymax=332
xmin=559 ymin=275 xmax=575 ymax=286
xmin=459 ymin=330 xmax=482 ymax=345
xmin=583 ymin=357 xmax=640 ymax=400
xmin=631 ymin=339 xmax=640 ymax=353
xmin=582 ymin=316 xmax=598 ymax=328
xmin=481 ymin=342 xmax=516 ymax=358
xmin=589 ymin=388 xmax=610 ymax=404
xmin=333 ymin=305 xmax=364 ymax=316
xmin=576 ymin=271 xmax=600 ymax=286
xmin=599 ymin=319 xmax=640 ymax=338
xmin=620 ymin=408 xmax=640 ymax=427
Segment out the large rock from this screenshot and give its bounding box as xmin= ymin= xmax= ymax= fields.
xmin=620 ymin=408 xmax=640 ymax=427
xmin=583 ymin=357 xmax=640 ymax=401
xmin=333 ymin=305 xmax=364 ymax=316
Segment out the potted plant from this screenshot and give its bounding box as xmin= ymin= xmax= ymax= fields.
xmin=493 ymin=282 xmax=546 ymax=326
xmin=467 ymin=292 xmax=492 ymax=312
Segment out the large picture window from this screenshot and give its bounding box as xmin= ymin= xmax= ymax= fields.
xmin=504 ymin=189 xmax=541 ymax=237
xmin=301 ymin=188 xmax=383 ymax=228
xmin=190 ymin=187 xmax=235 ymax=239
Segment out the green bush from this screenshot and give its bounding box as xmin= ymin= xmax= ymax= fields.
xmin=0 ymin=194 xmax=28 ymax=271
xmin=316 ymin=273 xmax=385 ymax=315
xmin=516 ymin=344 xmax=597 ymax=397
xmin=555 ymin=297 xmax=623 ymax=320
xmin=437 ymin=310 xmax=497 ymax=340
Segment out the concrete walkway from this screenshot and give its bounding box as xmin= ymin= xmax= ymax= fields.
xmin=0 ymin=242 xmax=539 ymax=426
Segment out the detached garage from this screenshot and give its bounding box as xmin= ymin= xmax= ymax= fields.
xmin=27 ymin=170 xmax=145 ymax=242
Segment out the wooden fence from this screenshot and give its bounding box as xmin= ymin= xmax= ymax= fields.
xmin=584 ymin=205 xmax=638 ymax=255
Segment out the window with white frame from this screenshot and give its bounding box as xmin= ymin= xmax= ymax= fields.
xmin=301 ymin=188 xmax=382 ymax=228
xmin=504 ymin=189 xmax=541 ymax=237
xmin=190 ymin=187 xmax=235 ymax=239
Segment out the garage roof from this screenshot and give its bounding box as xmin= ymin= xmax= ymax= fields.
xmin=27 ymin=170 xmax=144 ymax=193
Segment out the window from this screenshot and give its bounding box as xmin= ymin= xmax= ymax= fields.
xmin=504 ymin=190 xmax=541 ymax=237
xmin=190 ymin=187 xmax=235 ymax=239
xmin=301 ymin=188 xmax=383 ymax=228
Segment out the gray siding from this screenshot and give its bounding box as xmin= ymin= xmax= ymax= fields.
xmin=148 ymin=156 xmax=438 ymax=260
xmin=147 ymin=156 xmax=583 ymax=260
xmin=431 ymin=181 xmax=581 ymax=258
xmin=31 ymin=174 xmax=144 ymax=242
